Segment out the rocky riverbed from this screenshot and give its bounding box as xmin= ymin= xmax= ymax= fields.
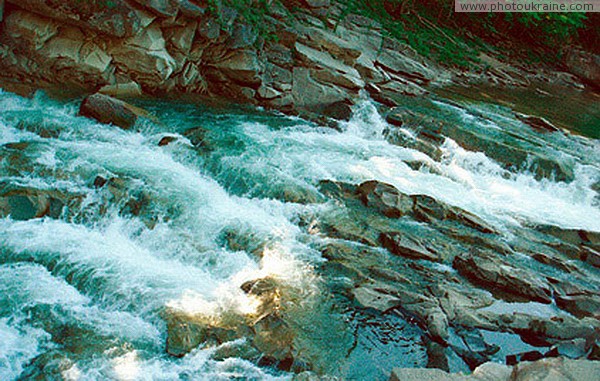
xmin=1 ymin=86 xmax=599 ymax=380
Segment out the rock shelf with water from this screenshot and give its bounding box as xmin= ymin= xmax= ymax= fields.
xmin=0 ymin=89 xmax=599 ymax=380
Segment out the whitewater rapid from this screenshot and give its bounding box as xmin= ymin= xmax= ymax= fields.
xmin=0 ymin=89 xmax=598 ymax=380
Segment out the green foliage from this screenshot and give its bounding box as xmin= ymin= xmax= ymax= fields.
xmin=337 ymin=0 xmax=590 ymax=67
xmin=338 ymin=0 xmax=480 ymax=68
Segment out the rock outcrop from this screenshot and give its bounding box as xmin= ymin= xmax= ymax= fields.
xmin=0 ymin=0 xmax=445 ymax=115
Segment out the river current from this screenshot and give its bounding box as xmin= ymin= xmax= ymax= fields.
xmin=0 ymin=89 xmax=599 ymax=380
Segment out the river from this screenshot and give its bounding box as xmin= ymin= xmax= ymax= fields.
xmin=1 ymin=88 xmax=599 ymax=380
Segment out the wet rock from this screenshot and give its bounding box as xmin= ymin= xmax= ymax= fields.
xmin=352 ymin=285 xmax=402 ymax=312
xmin=426 ymin=339 xmax=449 ymax=371
xmin=93 ymin=176 xmax=108 ymax=188
xmin=411 ymin=194 xmax=495 ymax=234
xmin=0 ymin=184 xmax=68 ymax=220
xmin=510 ymin=357 xmax=600 ymax=381
xmin=531 ymin=253 xmax=578 ymax=273
xmin=379 ymin=231 xmax=440 ymax=262
xmin=386 ymin=109 xmax=405 ymax=127
xmin=536 ymin=225 xmax=600 ymax=251
xmin=317 ymin=179 xmax=357 ymax=200
xmin=79 ymin=93 xmax=150 ymax=129
xmin=548 ymin=338 xmax=590 ymax=359
xmin=164 ymin=310 xmax=243 ymax=358
xmin=356 ymin=180 xmax=413 ymax=218
xmin=555 ymin=292 xmax=600 ymax=319
xmin=15 ymin=119 xmax=61 ymax=139
xmin=321 ymin=100 xmax=353 ymax=121
xmin=390 ymin=357 xmax=600 ymax=381
xmin=515 ymin=113 xmax=560 ymax=133
xmin=158 ymin=135 xmax=179 ymax=146
xmin=453 ymin=250 xmax=552 ymax=304
xmin=506 ymin=350 xmax=544 ymax=366
xmin=394 ymin=291 xmax=449 ymax=343
xmin=183 ymin=126 xmax=212 ymax=149
xmin=476 ymin=311 xmax=600 ymax=345
xmin=581 ymin=246 xmax=600 ymax=268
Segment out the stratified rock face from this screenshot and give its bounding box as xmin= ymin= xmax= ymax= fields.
xmin=6 ymin=0 xmax=145 ymax=38
xmin=0 ymin=0 xmax=443 ymax=115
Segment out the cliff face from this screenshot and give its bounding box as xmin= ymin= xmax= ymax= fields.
xmin=0 ymin=0 xmax=453 ymax=115
xmin=0 ymin=0 xmax=597 ymax=116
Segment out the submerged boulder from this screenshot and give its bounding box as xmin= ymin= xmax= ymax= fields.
xmin=0 ymin=184 xmax=73 ymax=220
xmin=79 ymin=93 xmax=151 ymax=129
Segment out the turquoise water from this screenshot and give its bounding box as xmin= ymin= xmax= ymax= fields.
xmin=0 ymin=89 xmax=599 ymax=380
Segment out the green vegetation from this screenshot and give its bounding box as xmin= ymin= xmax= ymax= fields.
xmin=204 ymin=0 xmax=597 ymax=69
xmin=338 ymin=0 xmax=596 ymax=68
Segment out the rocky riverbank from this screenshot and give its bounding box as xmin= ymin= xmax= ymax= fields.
xmin=1 ymin=0 xmax=598 ymax=120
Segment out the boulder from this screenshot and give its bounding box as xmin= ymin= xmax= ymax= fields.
xmin=555 ymin=292 xmax=600 ymax=319
xmin=411 ymin=194 xmax=495 ymax=234
xmin=536 ymin=225 xmax=600 ymax=251
xmin=79 ymin=93 xmax=151 ymax=129
xmin=580 ymin=246 xmax=600 ymax=268
xmin=390 ymin=367 xmax=469 ymax=381
xmin=453 ymin=251 xmax=552 ymax=303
